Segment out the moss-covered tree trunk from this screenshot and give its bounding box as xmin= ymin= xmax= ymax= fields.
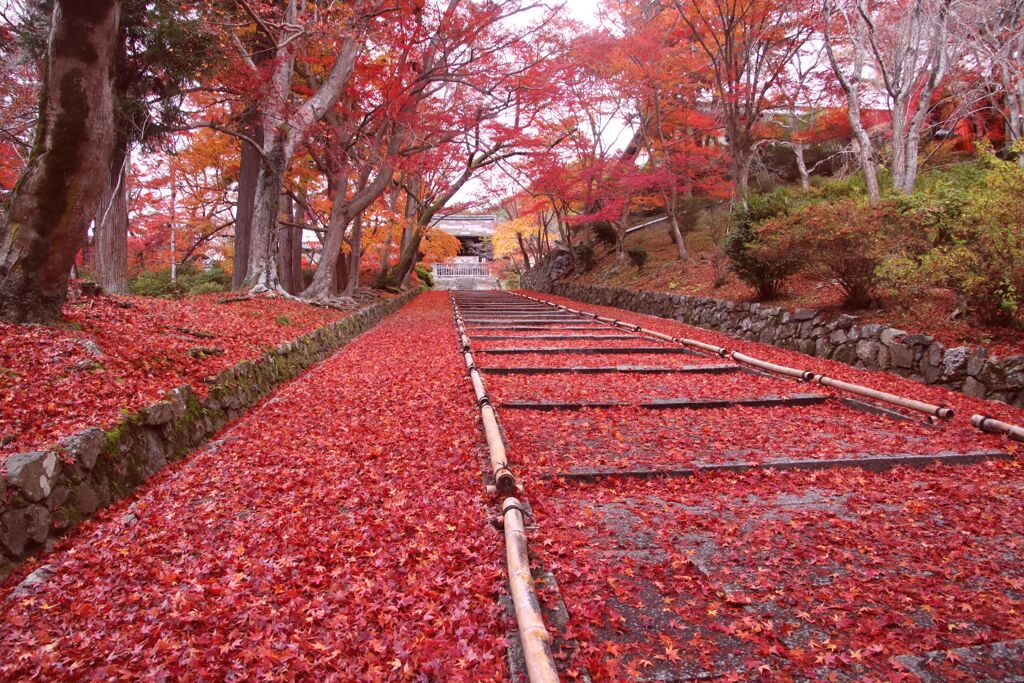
xmin=0 ymin=0 xmax=120 ymax=323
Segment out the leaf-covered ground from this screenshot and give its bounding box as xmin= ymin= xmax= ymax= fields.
xmin=462 ymin=291 xmax=1024 ymax=680
xmin=0 ymin=294 xmax=349 ymax=456
xmin=0 ymin=293 xmax=508 ymax=680
xmin=528 ymin=465 xmax=1024 ymax=680
xmin=3 ymin=288 xmax=1022 ymax=680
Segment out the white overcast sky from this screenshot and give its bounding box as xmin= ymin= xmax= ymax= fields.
xmin=564 ymin=0 xmax=600 ymax=25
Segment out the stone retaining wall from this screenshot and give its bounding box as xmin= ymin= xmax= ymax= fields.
xmin=523 ymin=278 xmax=1024 ymax=408
xmin=0 ymin=290 xmax=419 ymax=577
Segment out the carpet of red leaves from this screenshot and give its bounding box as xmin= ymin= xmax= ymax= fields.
xmin=0 ymin=293 xmax=508 ymax=680
xmin=479 ymin=292 xmax=1023 ymax=680
xmin=0 ymin=294 xmax=348 ymax=456
xmin=2 ymin=287 xmax=1022 ymax=680
xmin=529 ymin=464 xmax=1024 ymax=680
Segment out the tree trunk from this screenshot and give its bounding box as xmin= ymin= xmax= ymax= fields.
xmin=666 ymin=185 xmax=687 ymax=260
xmin=733 ymin=150 xmax=752 ymax=204
xmin=516 ymin=232 xmax=531 ymax=269
xmin=94 ymin=144 xmax=129 ymax=294
xmin=332 ymin=244 xmax=348 ymax=296
xmin=0 ymin=0 xmax=120 ymax=323
xmin=824 ymin=0 xmax=881 ymax=206
xmin=793 ymin=143 xmax=810 ymax=190
xmin=344 ymin=212 xmax=364 ymax=297
xmin=243 ymin=149 xmax=287 ymax=293
xmin=276 ymin=194 xmax=296 ymax=294
xmin=853 ymin=129 xmax=881 ymax=205
xmin=390 ymin=230 xmax=422 ymax=288
xmin=232 ymin=124 xmax=262 ymax=290
xmin=290 ymin=190 xmax=303 ymax=291
xmin=300 ymin=183 xmax=351 ymax=301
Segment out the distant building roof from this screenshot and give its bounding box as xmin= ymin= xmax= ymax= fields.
xmin=434 ymin=214 xmax=496 ymax=239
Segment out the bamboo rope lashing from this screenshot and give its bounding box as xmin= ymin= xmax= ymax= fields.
xmin=813 ymin=374 xmax=954 ymax=420
xmin=503 ymin=498 xmax=561 ymax=683
xmin=972 ymin=414 xmax=1024 ymax=442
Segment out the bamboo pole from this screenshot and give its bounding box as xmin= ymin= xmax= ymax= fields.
xmin=503 ymin=498 xmax=561 ymax=683
xmin=731 ymin=352 xmax=814 ymax=381
xmin=972 ymin=414 xmax=1024 ymax=442
xmin=814 ymin=374 xmax=954 ymax=420
xmin=451 ymin=296 xmax=517 ymax=494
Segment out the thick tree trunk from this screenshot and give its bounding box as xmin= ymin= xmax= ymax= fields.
xmin=232 ymin=124 xmax=262 ymax=290
xmin=332 ymin=244 xmax=348 ymax=296
xmin=0 ymin=0 xmax=120 ymax=323
xmin=390 ymin=230 xmax=422 ymax=288
xmin=241 ymin=4 xmax=361 ymax=294
xmin=516 ymin=232 xmax=532 ymax=269
xmin=733 ymin=150 xmax=752 ymax=204
xmin=94 ymin=145 xmax=129 ymax=294
xmin=289 ymin=191 xmax=303 ymax=291
xmin=303 ymin=160 xmax=395 ymax=301
xmin=243 ymin=150 xmax=287 ymax=293
xmin=301 ymin=192 xmax=353 ymax=301
xmin=852 ymin=127 xmax=881 ymax=205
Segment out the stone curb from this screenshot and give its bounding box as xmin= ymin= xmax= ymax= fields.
xmin=0 ymin=289 xmax=419 ymax=578
xmin=521 ymin=279 xmax=1024 ymax=407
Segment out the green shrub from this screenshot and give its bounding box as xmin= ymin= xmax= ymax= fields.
xmin=414 ymin=263 xmax=436 ymax=289
xmin=627 ymin=246 xmax=648 ymax=270
xmin=883 ymin=144 xmax=1024 ymax=324
xmin=725 ymin=189 xmax=801 ymax=299
xmin=758 ymin=200 xmax=907 ymax=309
xmin=188 ymin=281 xmax=226 ymax=296
xmin=129 ymin=262 xmax=230 ymax=298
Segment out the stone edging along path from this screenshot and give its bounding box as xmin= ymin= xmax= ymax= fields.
xmin=0 ymin=289 xmax=419 ymax=577
xmin=521 ymin=278 xmax=1024 ymax=408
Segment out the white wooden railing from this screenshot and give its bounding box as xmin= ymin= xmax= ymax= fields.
xmin=433 ymin=263 xmax=491 ymax=277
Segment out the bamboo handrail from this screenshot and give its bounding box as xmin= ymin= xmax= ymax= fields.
xmin=731 ymin=352 xmax=815 ymax=381
xmin=451 ymin=295 xmax=561 ymax=682
xmin=451 ymin=297 xmax=517 ymax=493
xmin=503 ymin=498 xmax=560 ymax=683
xmin=972 ymin=414 xmax=1024 ymax=442
xmin=813 ymin=374 xmax=953 ymax=420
